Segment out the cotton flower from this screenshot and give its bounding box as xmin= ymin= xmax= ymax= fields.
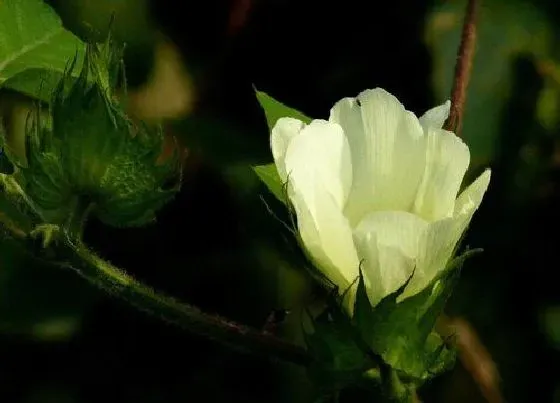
xmin=271 ymin=88 xmax=490 ymax=309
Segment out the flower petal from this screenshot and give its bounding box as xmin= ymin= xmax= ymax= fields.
xmin=454 ymin=169 xmax=491 ymax=218
xmin=413 ymin=128 xmax=470 ymax=221
xmin=400 ymin=218 xmax=456 ymax=300
xmin=329 ymin=88 xmax=425 ymax=224
xmin=284 ymin=120 xmax=359 ymax=290
xmin=419 ymin=100 xmax=451 ymax=130
xmin=284 ymin=120 xmax=352 ymax=208
xmin=401 ymin=169 xmax=491 ymax=300
xmin=353 ymin=211 xmax=428 ymax=306
xmin=271 ymin=117 xmax=306 ymax=182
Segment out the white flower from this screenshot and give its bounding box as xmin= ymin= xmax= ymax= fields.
xmin=271 ymin=88 xmax=490 ymax=309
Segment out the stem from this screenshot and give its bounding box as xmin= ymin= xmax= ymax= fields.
xmin=65 ymin=196 xmax=94 ymax=240
xmin=58 ymin=232 xmax=312 ymax=367
xmin=444 ymin=0 xmax=480 ymax=136
xmin=380 ymin=366 xmax=417 ymax=403
xmin=437 ymin=316 xmax=503 ymax=403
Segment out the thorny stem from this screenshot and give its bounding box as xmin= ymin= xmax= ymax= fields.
xmin=444 ymin=0 xmax=480 ymax=136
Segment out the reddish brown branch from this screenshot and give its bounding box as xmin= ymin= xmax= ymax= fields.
xmin=438 ymin=316 xmax=503 ymax=403
xmin=444 ymin=0 xmax=480 ymax=136
xmin=228 ymin=0 xmax=254 ymax=35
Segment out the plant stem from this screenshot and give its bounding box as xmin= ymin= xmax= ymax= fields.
xmin=65 ymin=196 xmax=94 ymax=240
xmin=444 ymin=0 xmax=480 ymax=136
xmin=0 ymin=174 xmax=312 ymax=367
xmin=58 ymin=231 xmax=313 ymax=367
xmin=380 ymin=365 xmax=417 ymax=403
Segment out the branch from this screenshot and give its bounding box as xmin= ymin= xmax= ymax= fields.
xmin=437 ymin=315 xmax=503 ymax=403
xmin=0 ymin=184 xmax=312 ymax=367
xmin=444 ymin=0 xmax=480 ymax=136
xmin=57 ymin=231 xmax=312 ymax=367
xmin=227 ymin=0 xmax=254 ymax=35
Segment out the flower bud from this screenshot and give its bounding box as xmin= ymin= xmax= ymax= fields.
xmin=16 ymin=42 xmax=180 ymax=228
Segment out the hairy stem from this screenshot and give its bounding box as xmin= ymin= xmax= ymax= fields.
xmin=444 ymin=0 xmax=480 ymax=136
xmin=65 ymin=197 xmax=94 ymax=240
xmin=0 ymin=175 xmax=312 ymax=367
xmin=58 ymin=231 xmax=312 ymax=367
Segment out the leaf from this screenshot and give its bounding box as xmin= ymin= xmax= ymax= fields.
xmin=253 ymin=163 xmax=287 ymax=204
xmin=0 ymin=0 xmax=85 ymax=98
xmin=255 ymin=89 xmax=312 ymax=131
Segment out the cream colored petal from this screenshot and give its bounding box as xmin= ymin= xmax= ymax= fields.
xmin=328 ymin=96 xmax=366 ymax=223
xmin=353 ymin=211 xmax=429 ymax=306
xmin=401 ymin=169 xmax=491 ymax=300
xmin=399 ymin=217 xmax=456 ymax=300
xmin=290 ymin=183 xmax=359 ymax=292
xmin=419 ymin=100 xmax=451 ymax=130
xmin=454 ymin=169 xmax=492 ymax=218
xmin=284 ymin=119 xmax=358 ymax=290
xmin=413 ymin=128 xmax=470 ymax=221
xmin=271 ymin=117 xmax=306 ymax=182
xmin=329 ymin=88 xmax=425 ymax=224
xmin=284 ymin=120 xmax=352 ymax=208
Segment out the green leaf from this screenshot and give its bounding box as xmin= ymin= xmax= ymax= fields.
xmin=1 ymin=69 xmax=64 ymax=102
xmin=253 ymin=163 xmax=287 ymax=204
xmin=0 ymin=0 xmax=85 ymax=98
xmin=255 ymin=89 xmax=312 ymax=131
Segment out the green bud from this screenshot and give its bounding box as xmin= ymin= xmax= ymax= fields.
xmin=14 ymin=42 xmax=180 ymax=229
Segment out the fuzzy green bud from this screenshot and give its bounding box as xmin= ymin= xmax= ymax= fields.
xmin=15 ymin=42 xmax=180 ymax=229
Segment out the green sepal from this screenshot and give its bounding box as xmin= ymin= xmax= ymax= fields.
xmin=353 ymin=250 xmax=480 ymax=382
xmin=254 ymin=89 xmax=312 ymax=131
xmin=253 ymin=163 xmax=287 ymax=205
xmin=252 ymin=90 xmax=312 ymax=204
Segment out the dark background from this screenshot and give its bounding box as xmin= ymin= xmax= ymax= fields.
xmin=1 ymin=0 xmax=560 ymax=402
